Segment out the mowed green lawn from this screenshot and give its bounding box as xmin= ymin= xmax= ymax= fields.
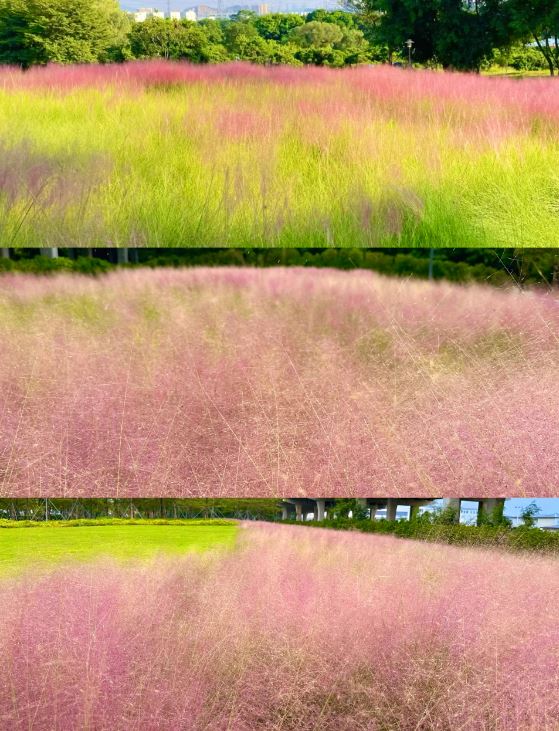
xmin=0 ymin=522 xmax=238 ymax=576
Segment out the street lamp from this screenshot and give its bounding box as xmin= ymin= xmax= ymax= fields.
xmin=405 ymin=38 xmax=414 ymax=68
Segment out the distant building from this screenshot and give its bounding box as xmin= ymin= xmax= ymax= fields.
xmin=507 ymin=514 xmax=559 ymax=530
xmin=133 ymin=7 xmax=195 ymax=21
xmin=534 ymin=515 xmax=559 ymax=530
xmin=185 ymin=4 xmax=219 ymax=18
xmin=134 ymin=7 xmax=165 ymax=21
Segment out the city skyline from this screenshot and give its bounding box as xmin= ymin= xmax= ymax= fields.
xmin=120 ymin=0 xmax=342 ymax=12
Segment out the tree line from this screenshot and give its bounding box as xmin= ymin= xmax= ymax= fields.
xmin=0 ymin=498 xmax=282 ymax=520
xmin=0 ymin=0 xmax=556 ymax=73
xmin=2 ymin=247 xmax=559 ymax=288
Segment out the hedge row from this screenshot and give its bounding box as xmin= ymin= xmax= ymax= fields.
xmin=0 ymin=518 xmax=236 ymax=529
xmin=0 ymin=256 xmax=111 ymax=275
xmin=1 ymin=249 xmax=552 ymax=287
xmin=0 ymin=498 xmax=282 ymax=521
xmin=288 ymin=518 xmax=559 ymax=553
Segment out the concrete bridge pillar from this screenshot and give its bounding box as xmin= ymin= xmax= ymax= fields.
xmin=477 ymin=498 xmax=505 ymax=525
xmin=117 ymin=249 xmax=129 ymax=264
xmin=442 ymin=498 xmax=461 ymax=522
xmin=282 ymin=504 xmax=289 ymax=520
xmin=315 ymin=499 xmax=326 ymax=521
xmin=409 ymin=503 xmax=420 ymax=520
xmin=0 ymin=248 xmax=9 ymax=259
xmin=40 ymin=248 xmax=58 ymax=258
xmin=386 ymin=498 xmax=398 ymax=521
xmin=294 ymin=501 xmax=304 ymax=522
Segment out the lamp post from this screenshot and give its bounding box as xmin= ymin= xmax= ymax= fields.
xmin=405 ymin=38 xmax=414 ymax=68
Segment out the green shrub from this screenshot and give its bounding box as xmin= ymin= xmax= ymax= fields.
xmin=288 ymin=517 xmax=559 ymax=554
xmin=0 ymin=518 xmax=235 ymax=528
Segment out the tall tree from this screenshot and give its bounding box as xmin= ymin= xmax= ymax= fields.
xmin=129 ymin=18 xmax=224 ymax=62
xmin=508 ymin=0 xmax=559 ymax=75
xmin=348 ymin=0 xmax=439 ymax=64
xmin=348 ymin=0 xmax=509 ymax=70
xmin=0 ymin=0 xmax=129 ymax=67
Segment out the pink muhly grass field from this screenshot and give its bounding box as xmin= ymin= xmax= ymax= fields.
xmin=2 ymin=61 xmax=558 ymax=125
xmin=0 ymin=267 xmax=558 ymax=498
xmin=1 ymin=62 xmax=558 ymax=245
xmin=1 ymin=523 xmax=558 ymax=730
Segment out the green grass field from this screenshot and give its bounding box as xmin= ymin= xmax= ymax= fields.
xmin=0 ymin=521 xmax=238 ymax=576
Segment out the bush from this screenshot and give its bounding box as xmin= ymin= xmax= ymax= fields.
xmin=0 ymin=255 xmax=111 ymax=275
xmin=0 ymin=518 xmax=235 ymax=528
xmin=289 ymin=517 xmax=559 ymax=554
xmin=490 ymin=45 xmax=548 ymax=72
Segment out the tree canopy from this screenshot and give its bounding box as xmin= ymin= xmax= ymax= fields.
xmin=0 ymin=0 xmax=556 ymax=73
xmin=0 ymin=0 xmax=129 ymax=66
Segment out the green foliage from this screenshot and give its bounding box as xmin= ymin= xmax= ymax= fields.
xmin=348 ymin=0 xmax=556 ymax=72
xmin=0 ymin=0 xmax=129 ymax=67
xmin=519 ymin=501 xmax=541 ymax=528
xmin=3 ymin=249 xmax=558 ymax=289
xmin=0 ymin=498 xmax=282 ymax=520
xmin=290 ymin=20 xmax=344 ymax=48
xmin=0 ymin=517 xmax=235 ymax=528
xmin=129 ymin=17 xmax=221 ymax=62
xmin=348 ymin=0 xmax=438 ymax=63
xmin=293 ymin=517 xmax=559 ymax=554
xmin=477 ymin=504 xmax=511 ymax=528
xmin=489 ymin=43 xmax=549 ymax=71
xmin=223 ymin=19 xmax=272 ymax=62
xmin=507 ymin=0 xmax=559 ymax=75
xmin=306 ymin=10 xmax=358 ymax=28
xmin=330 ymin=499 xmax=368 ymax=520
xmin=432 ymin=505 xmax=460 ymax=525
xmin=0 ymin=255 xmax=110 ymax=275
xmin=289 ymin=21 xmax=369 ymax=66
xmin=253 ymin=13 xmax=305 ymax=41
xmin=0 ymin=0 xmax=554 ymax=72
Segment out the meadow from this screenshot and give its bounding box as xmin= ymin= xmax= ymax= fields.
xmin=0 ymin=61 xmax=558 ymax=246
xmin=1 ymin=522 xmax=558 ymax=730
xmin=1 ymin=266 xmax=558 ymax=497
xmin=0 ymin=520 xmax=237 ymax=576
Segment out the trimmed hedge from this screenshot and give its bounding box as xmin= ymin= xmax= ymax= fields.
xmin=0 ymin=518 xmax=236 ymax=529
xmin=287 ymin=518 xmax=559 ymax=553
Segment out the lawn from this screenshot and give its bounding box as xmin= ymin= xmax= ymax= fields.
xmin=1 ymin=266 xmax=558 ymax=497
xmin=0 ymin=521 xmax=238 ymax=575
xmin=0 ymin=61 xmax=558 ymax=246
xmin=1 ymin=523 xmax=558 ymax=730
